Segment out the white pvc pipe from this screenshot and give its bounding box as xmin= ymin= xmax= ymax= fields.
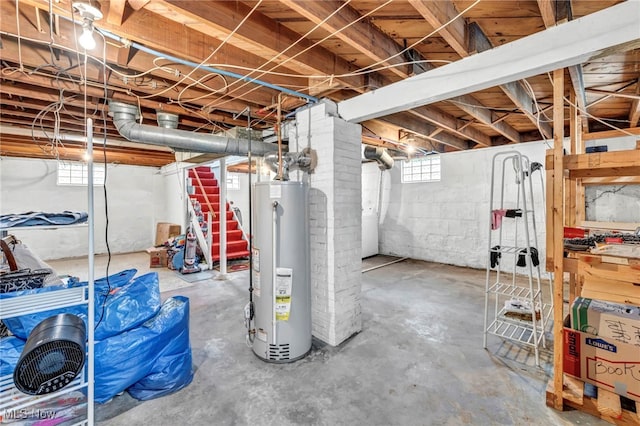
xmin=86 ymin=118 xmax=95 ymax=425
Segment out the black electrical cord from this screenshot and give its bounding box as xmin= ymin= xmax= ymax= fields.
xmin=247 ymin=109 xmax=255 ymax=343
xmin=94 ymin=36 xmax=111 ymax=331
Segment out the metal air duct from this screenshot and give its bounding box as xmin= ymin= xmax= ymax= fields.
xmin=108 ymin=101 xmax=277 ymax=156
xmin=364 ymin=146 xmax=394 ymax=170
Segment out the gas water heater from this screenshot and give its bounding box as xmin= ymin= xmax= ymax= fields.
xmin=250 ymin=180 xmax=312 ymax=362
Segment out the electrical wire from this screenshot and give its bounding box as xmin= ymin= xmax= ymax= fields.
xmin=134 ymin=0 xmax=265 ymax=101
xmin=93 ymin=31 xmax=111 ymax=332
xmin=545 ymin=72 xmax=639 ymax=138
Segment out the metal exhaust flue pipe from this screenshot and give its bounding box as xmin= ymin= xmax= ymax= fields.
xmin=108 ymin=101 xmax=278 ymax=156
xmin=364 ymin=146 xmax=394 ymax=170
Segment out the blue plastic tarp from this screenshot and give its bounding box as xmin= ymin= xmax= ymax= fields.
xmin=0 ymin=336 xmax=25 ymax=377
xmin=95 ymin=296 xmax=192 ymax=403
xmin=2 ymin=269 xmax=161 ymax=342
xmin=0 ymin=211 xmax=88 ymax=228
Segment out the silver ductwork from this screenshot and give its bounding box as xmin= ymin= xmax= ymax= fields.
xmin=364 ymin=146 xmax=394 ymax=170
xmin=264 ymin=148 xmax=317 ymax=180
xmin=108 ymin=101 xmax=277 ymax=156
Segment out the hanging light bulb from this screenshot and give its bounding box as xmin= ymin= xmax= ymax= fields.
xmin=78 ymin=20 xmax=96 ymax=50
xmin=72 ymin=3 xmax=103 ymax=51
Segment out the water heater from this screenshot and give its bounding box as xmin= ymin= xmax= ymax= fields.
xmin=251 ymin=180 xmax=312 ymax=362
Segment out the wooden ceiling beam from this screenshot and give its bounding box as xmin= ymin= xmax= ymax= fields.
xmin=630 ymin=79 xmax=640 ymax=128
xmin=278 ymin=0 xmax=409 ymax=79
xmin=408 ymin=107 xmax=489 ymax=147
xmin=410 ymin=0 xmax=551 ymax=139
xmin=12 ymin=0 xmax=304 ymax=112
xmin=106 ymin=0 xmax=127 ymax=26
xmin=407 ymin=0 xmax=467 ymax=55
xmin=150 ymin=0 xmax=364 ymax=90
xmin=279 ymin=0 xmax=499 ymax=146
xmin=537 ymin=0 xmax=588 ymax=112
xmin=0 ymin=136 xmax=175 ymax=167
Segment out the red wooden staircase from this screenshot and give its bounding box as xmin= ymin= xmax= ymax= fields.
xmin=188 ymin=166 xmax=250 ymax=261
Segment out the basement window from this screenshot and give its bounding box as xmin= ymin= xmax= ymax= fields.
xmin=57 ymin=161 xmax=105 ymax=186
xmin=401 ymin=155 xmax=441 ymax=183
xmin=226 ymin=173 xmax=240 ymax=190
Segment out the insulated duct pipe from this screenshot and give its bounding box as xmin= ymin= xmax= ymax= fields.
xmin=364 ymin=146 xmax=394 ymax=170
xmin=108 ymin=101 xmax=278 ymax=156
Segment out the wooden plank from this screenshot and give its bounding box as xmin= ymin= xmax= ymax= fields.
xmin=581 ymin=176 xmax=640 ymax=185
xmin=546 ymin=150 xmax=555 ymax=273
xmin=551 ymin=68 xmax=565 ymax=411
xmin=630 ymin=78 xmax=640 ymax=127
xmin=464 ymin=22 xmax=553 ymax=139
xmin=107 ymin=0 xmax=127 ymax=26
xmin=582 ymin=127 xmax=640 ymax=141
xmin=579 ymin=221 xmax=640 ymax=231
xmin=564 ymin=150 xmax=640 ymax=177
xmin=578 ymin=255 xmax=640 ymax=283
xmin=408 ymin=0 xmax=467 ymax=58
xmin=561 ymin=394 xmax=640 ymax=425
xmin=597 ymin=388 xmax=623 ymax=419
xmin=563 ymin=374 xmax=584 ymax=405
xmin=280 ymin=0 xmax=410 ymax=79
xmin=564 ymin=257 xmax=578 ymax=274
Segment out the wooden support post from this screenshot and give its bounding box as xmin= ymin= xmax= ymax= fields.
xmin=545 ymin=151 xmax=554 ymax=272
xmin=552 ymin=68 xmax=565 ymax=410
xmin=567 ymin=92 xmax=577 ymax=303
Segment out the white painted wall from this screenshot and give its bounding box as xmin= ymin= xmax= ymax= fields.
xmin=0 ymin=157 xmax=175 ymax=260
xmin=379 ymin=142 xmax=549 ymax=270
xmin=362 ymin=161 xmax=381 ymax=257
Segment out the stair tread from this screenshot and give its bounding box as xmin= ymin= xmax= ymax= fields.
xmin=213 ymin=251 xmax=250 ymax=260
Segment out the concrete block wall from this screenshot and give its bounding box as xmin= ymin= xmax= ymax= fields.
xmin=293 ymin=102 xmax=363 ymax=346
xmin=0 ymin=157 xmax=167 ymax=260
xmin=379 ymin=142 xmax=549 ymax=272
xmin=584 ymin=135 xmax=640 ymax=223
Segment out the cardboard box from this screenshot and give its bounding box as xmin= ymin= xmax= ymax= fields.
xmin=563 ymin=327 xmax=640 ymax=402
xmin=571 ymin=297 xmax=640 ymax=347
xmin=155 ymin=222 xmax=181 ymax=246
xmin=146 ymin=247 xmax=168 ymax=268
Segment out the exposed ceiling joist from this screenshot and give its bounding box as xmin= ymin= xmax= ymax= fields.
xmin=630 ymin=78 xmax=640 ymax=127
xmin=338 ymin=1 xmax=640 ymax=124
xmin=537 ymin=0 xmax=588 ymax=112
xmin=409 ymin=0 xmax=552 ymax=140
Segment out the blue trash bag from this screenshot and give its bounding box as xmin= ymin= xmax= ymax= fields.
xmin=94 ymin=272 xmax=161 ymax=341
xmin=127 ymin=332 xmax=193 ymax=400
xmin=2 ymin=269 xmax=160 ymax=342
xmin=95 ymin=296 xmax=191 ymax=404
xmin=0 ymin=336 xmax=25 ymax=377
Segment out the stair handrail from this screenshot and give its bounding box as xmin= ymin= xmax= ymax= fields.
xmin=231 ymin=207 xmax=251 ymax=253
xmin=191 ymin=168 xmax=217 ymax=219
xmin=187 ymin=200 xmax=212 ymax=270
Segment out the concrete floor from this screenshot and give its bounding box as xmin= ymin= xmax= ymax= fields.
xmin=46 ymin=252 xmax=609 ymax=426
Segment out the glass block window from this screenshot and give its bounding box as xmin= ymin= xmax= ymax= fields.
xmin=401 ymin=155 xmax=441 ymax=183
xmin=227 ymin=173 xmax=240 ymax=190
xmin=57 ymin=161 xmax=105 ymax=186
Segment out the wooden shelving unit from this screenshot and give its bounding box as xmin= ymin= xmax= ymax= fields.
xmin=545 ymin=69 xmax=640 ymax=424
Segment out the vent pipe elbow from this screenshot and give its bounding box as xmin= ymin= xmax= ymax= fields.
xmin=364 ymin=146 xmax=394 ymax=170
xmin=108 ymin=101 xmax=276 ymax=157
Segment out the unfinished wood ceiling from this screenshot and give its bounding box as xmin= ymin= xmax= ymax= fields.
xmin=1 ymin=0 xmax=639 ymax=166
